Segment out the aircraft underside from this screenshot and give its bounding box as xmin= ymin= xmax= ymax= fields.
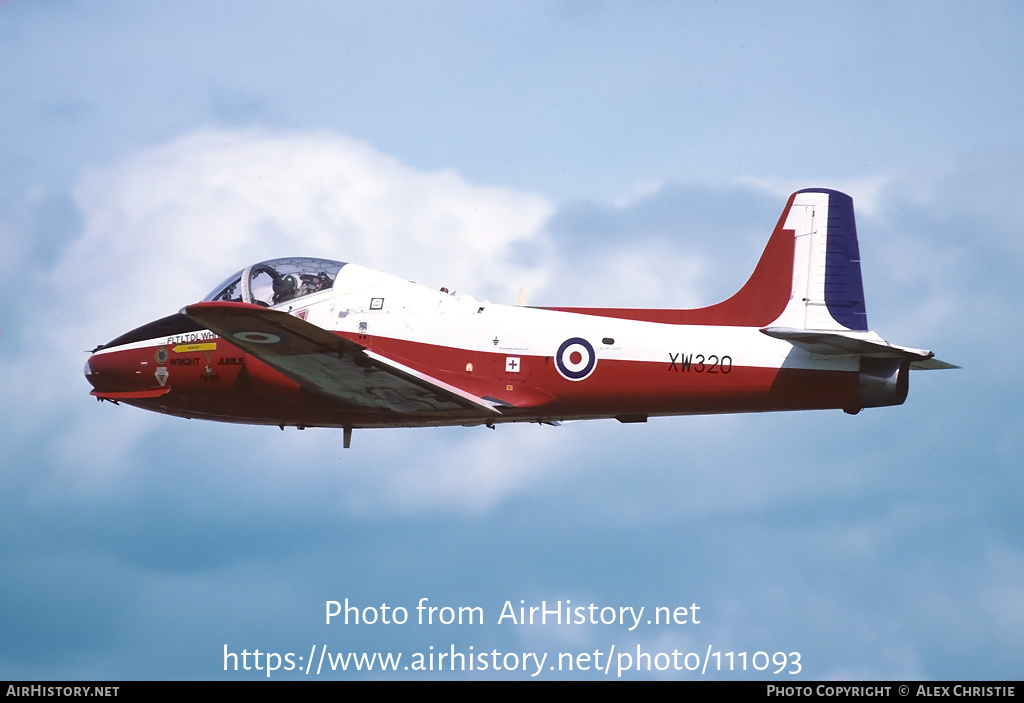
xmin=93 ymin=337 xmax=862 ymax=430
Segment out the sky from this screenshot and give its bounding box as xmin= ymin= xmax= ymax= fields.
xmin=0 ymin=0 xmax=1021 ymax=681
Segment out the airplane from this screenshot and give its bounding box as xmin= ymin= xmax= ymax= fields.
xmin=84 ymin=188 xmax=956 ymax=448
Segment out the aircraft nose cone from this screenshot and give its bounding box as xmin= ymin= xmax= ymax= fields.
xmin=84 ymin=348 xmax=142 ymax=394
xmin=84 ymin=355 xmax=99 ymax=388
xmin=85 ymin=346 xmax=173 ymax=399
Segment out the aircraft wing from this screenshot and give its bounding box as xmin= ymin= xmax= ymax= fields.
xmin=760 ymin=327 xmax=959 ymax=369
xmin=182 ymin=301 xmax=501 ymax=414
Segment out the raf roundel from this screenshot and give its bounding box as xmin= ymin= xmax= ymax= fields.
xmin=555 ymin=337 xmax=597 ymax=381
xmin=233 ymin=331 xmax=282 ymax=344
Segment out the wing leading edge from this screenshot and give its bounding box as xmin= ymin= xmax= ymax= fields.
xmin=182 ymin=301 xmax=501 ymax=415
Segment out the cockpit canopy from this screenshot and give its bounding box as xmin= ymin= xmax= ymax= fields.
xmin=203 ymin=257 xmax=346 ymax=307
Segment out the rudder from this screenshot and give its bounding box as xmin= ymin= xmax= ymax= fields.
xmin=771 ymin=189 xmax=869 ymax=332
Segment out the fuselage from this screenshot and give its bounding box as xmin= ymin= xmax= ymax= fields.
xmin=86 ymin=189 xmax=949 ymax=433
xmin=85 ymin=262 xmax=860 ymax=429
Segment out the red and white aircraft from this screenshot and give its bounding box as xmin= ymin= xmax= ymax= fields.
xmin=85 ymin=189 xmax=955 ymax=447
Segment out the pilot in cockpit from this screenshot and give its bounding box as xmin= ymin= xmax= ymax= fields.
xmin=202 ymin=258 xmax=344 ymax=307
xmin=272 ymin=274 xmax=298 ymax=304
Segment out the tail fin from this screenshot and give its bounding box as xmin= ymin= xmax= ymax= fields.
xmin=760 ymin=189 xmax=958 ymax=395
xmin=543 ymin=188 xmax=868 ymax=330
xmin=770 ymin=189 xmax=868 ymax=332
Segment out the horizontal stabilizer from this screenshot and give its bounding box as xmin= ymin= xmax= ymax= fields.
xmin=760 ymin=327 xmax=959 ymax=369
xmin=907 ymin=357 xmax=960 ymax=371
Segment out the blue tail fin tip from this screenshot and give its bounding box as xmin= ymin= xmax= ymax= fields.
xmin=796 ymin=188 xmax=869 ymax=331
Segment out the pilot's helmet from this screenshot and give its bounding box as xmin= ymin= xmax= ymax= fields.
xmin=273 ymin=274 xmax=297 ymax=295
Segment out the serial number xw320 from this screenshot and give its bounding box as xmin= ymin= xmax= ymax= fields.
xmin=667 ymin=353 xmax=733 ymax=373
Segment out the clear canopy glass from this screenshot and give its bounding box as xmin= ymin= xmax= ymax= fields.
xmin=202 ymin=257 xmax=346 ymax=306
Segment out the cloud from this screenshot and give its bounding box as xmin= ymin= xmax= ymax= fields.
xmin=250 ymin=422 xmax=582 ymax=519
xmin=64 ymin=127 xmax=555 ymax=323
xmin=541 ymin=182 xmax=782 ymax=308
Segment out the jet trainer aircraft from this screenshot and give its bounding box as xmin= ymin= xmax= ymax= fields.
xmin=84 ymin=189 xmax=955 ymax=447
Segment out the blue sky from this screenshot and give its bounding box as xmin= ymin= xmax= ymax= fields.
xmin=1 ymin=0 xmax=1021 ymax=680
